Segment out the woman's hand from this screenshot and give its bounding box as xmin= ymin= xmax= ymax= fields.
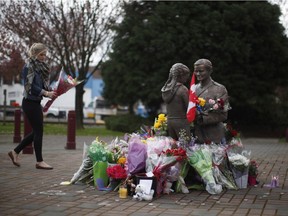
xmin=44 ymin=91 xmax=57 ymax=99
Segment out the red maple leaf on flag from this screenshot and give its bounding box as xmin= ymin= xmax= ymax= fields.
xmin=186 ymin=73 xmax=197 ymax=123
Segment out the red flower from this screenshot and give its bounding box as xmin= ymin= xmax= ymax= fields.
xmin=106 ymin=164 xmax=127 ymax=179
xmin=163 ymin=147 xmax=187 ymax=160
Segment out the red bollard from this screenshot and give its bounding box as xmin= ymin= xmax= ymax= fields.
xmin=66 ymin=110 xmax=76 ymax=149
xmin=13 ymin=109 xmax=22 ymax=143
xmin=23 ymin=114 xmax=33 ymax=154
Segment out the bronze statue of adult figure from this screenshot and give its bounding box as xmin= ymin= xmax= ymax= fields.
xmin=194 ymin=59 xmax=230 ymax=144
xmin=161 ymin=63 xmax=191 ymax=141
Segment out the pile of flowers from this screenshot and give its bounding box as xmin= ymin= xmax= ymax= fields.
xmin=70 ymin=113 xmax=258 ymax=198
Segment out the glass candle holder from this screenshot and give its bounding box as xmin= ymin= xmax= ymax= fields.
xmin=119 ymin=186 xmax=128 ymax=199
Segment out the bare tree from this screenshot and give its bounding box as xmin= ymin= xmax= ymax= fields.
xmin=0 ymin=0 xmax=123 ymax=128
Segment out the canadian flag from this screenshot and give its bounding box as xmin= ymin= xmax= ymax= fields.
xmin=186 ymin=73 xmax=197 ymax=123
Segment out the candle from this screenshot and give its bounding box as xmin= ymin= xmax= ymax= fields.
xmin=119 ymin=187 xmax=128 ymax=199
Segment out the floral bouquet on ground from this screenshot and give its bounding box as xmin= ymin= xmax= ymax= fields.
xmin=106 ymin=137 xmax=128 ymax=165
xmin=106 ymin=164 xmax=128 ymax=191
xmin=127 ymin=134 xmax=148 ymax=175
xmin=210 ymin=144 xmax=238 ymax=190
xmin=153 ymin=147 xmax=187 ymax=196
xmin=70 ymin=142 xmax=94 ymax=185
xmin=88 ymin=137 xmax=110 ymax=189
xmin=43 ymin=68 xmax=83 ymax=112
xmin=227 ymin=146 xmax=250 ymax=189
xmin=153 ymin=113 xmax=168 ymax=136
xmin=248 ymin=160 xmax=259 ymax=186
xmin=224 ymin=123 xmax=240 ymax=144
xmin=187 ymin=144 xmax=222 ymax=194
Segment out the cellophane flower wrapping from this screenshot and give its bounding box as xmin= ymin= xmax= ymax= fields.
xmin=106 ymin=137 xmax=128 ymax=165
xmin=227 ymin=145 xmax=250 ymax=188
xmin=127 ymin=134 xmax=147 ymax=175
xmin=153 ymin=147 xmax=187 ymax=196
xmin=70 ymin=142 xmax=93 ymax=184
xmin=145 ymin=136 xmax=172 ymax=173
xmin=88 ymin=138 xmax=109 ymax=188
xmin=210 ymin=144 xmax=237 ymax=190
xmin=187 ymin=144 xmax=222 ymax=194
xmin=43 ymin=69 xmax=82 ymax=112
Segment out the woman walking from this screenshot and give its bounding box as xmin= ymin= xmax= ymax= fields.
xmin=8 ymin=43 xmax=57 ymax=170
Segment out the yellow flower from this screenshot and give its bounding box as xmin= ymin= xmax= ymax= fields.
xmin=117 ymin=157 xmax=126 ymax=165
xmin=198 ymin=97 xmax=206 ymax=106
xmin=154 ymin=121 xmax=161 ymax=128
xmin=158 ymin=114 xmax=166 ymax=122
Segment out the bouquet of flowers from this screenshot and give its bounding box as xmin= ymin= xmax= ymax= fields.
xmin=196 ymin=96 xmax=230 ymax=117
xmin=43 ymin=69 xmax=82 ymax=112
xmin=227 ymin=147 xmax=250 ymax=188
xmin=70 ymin=142 xmax=94 ymax=185
xmin=88 ymin=137 xmax=110 ymax=188
xmin=248 ymin=160 xmax=258 ymax=177
xmin=224 ymin=123 xmax=240 ymax=144
xmin=153 ymin=147 xmax=187 ymax=196
xmin=127 ymin=134 xmax=147 ymax=175
xmin=187 ymin=144 xmax=222 ymax=194
xmin=107 ymin=164 xmax=127 ymax=180
xmin=106 ymin=137 xmax=128 ymax=165
xmin=248 ymin=160 xmax=259 ymax=186
xmin=210 ymin=144 xmax=238 ymax=190
xmin=106 ymin=164 xmax=128 ymax=191
xmin=153 ymin=113 xmax=168 ymax=136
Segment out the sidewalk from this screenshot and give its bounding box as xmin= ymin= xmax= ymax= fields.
xmin=0 ymin=134 xmax=288 ymax=216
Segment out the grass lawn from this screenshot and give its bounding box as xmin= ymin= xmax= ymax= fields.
xmin=0 ymin=122 xmax=124 ymax=137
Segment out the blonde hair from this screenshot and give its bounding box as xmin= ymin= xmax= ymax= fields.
xmin=28 ymin=43 xmax=47 ymax=59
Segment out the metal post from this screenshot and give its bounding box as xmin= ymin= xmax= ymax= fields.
xmin=13 ymin=109 xmax=22 ymax=143
xmin=23 ymin=114 xmax=33 ymax=154
xmin=66 ymin=110 xmax=76 ymax=149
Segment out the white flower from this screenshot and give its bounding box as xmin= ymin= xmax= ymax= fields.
xmin=229 ymin=153 xmax=250 ymax=167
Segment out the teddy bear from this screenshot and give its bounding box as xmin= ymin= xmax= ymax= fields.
xmin=133 ymin=184 xmax=154 ymax=201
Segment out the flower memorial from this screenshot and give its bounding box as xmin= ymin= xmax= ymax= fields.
xmin=43 ymin=69 xmax=82 ymax=112
xmin=69 ymin=113 xmax=259 ymax=200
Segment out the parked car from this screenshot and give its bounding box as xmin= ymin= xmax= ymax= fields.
xmin=44 ymin=107 xmax=66 ymax=119
xmin=83 ymin=97 xmax=117 ymax=120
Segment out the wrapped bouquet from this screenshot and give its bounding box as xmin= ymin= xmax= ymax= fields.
xmin=227 ymin=146 xmax=250 ymax=188
xmin=43 ymin=69 xmax=82 ymax=112
xmin=187 ymin=144 xmax=222 ymax=194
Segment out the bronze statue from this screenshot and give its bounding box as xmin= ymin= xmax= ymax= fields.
xmin=193 ymin=59 xmax=230 ymax=144
xmin=161 ymin=63 xmax=191 ymax=141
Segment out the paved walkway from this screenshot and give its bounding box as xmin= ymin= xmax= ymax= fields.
xmin=0 ymin=134 xmax=288 ymax=216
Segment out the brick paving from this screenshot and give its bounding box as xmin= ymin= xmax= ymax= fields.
xmin=0 ymin=134 xmax=288 ymax=216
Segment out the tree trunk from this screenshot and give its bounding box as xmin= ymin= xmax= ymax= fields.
xmin=75 ymin=83 xmax=85 ymax=129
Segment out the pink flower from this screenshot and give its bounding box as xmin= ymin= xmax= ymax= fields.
xmin=209 ymin=99 xmax=215 ymax=104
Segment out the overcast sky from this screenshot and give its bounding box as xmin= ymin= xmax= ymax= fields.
xmin=268 ymin=0 xmax=288 ymax=35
